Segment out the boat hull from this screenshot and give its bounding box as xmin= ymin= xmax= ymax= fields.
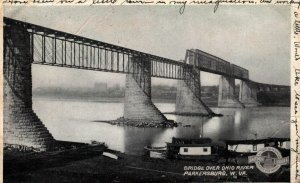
xmin=175 ymin=154 xmax=218 ymax=161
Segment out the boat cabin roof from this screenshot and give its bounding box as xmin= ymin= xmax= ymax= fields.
xmin=170 ymin=137 xmax=212 ymax=145
xmin=225 ymin=138 xmax=290 ymax=145
xmin=167 ymin=143 xmax=213 ymax=147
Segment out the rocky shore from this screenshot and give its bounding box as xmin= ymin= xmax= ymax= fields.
xmin=163 ymin=112 xmax=223 ymax=117
xmin=94 ymin=117 xmax=178 ymax=128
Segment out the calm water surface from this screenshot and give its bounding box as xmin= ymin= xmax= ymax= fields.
xmin=33 ymin=97 xmax=290 ymax=155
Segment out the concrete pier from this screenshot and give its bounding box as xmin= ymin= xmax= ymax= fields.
xmin=218 ymin=76 xmax=244 ymax=108
xmin=123 ymin=57 xmax=167 ymax=123
xmin=4 ymin=26 xmax=54 ymax=151
xmin=175 ymin=52 xmax=215 ymax=116
xmin=175 ymin=80 xmax=214 ymax=116
xmin=239 ymin=81 xmax=260 ymax=107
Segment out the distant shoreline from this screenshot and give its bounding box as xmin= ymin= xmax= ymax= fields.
xmin=33 ymin=95 xmax=290 ymax=107
xmin=33 ymin=95 xmax=177 ymax=104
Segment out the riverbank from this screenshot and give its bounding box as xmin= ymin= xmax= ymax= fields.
xmin=4 ymin=141 xmax=289 ymax=182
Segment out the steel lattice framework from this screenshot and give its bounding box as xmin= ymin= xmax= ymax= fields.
xmin=4 ymin=17 xmax=188 ymax=80
xmin=185 ymin=49 xmax=249 ymax=80
xmin=4 ymin=17 xmax=252 ymax=81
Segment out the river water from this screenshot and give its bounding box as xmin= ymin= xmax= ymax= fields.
xmin=33 ymin=97 xmax=290 ymax=155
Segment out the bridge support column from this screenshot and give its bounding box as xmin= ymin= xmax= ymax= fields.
xmin=175 ymin=70 xmax=214 ymax=116
xmin=239 ymin=81 xmax=260 ymax=107
xmin=123 ymin=56 xmax=167 ymax=123
xmin=218 ymin=76 xmax=244 ymax=108
xmin=4 ymin=25 xmax=54 ymax=151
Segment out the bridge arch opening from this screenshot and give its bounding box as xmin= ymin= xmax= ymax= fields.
xmin=199 ymin=71 xmax=219 ymax=107
xmin=151 ymin=77 xmax=177 ymax=120
xmin=235 ymin=79 xmax=242 ymax=99
xmin=32 ymin=65 xmax=127 ymax=142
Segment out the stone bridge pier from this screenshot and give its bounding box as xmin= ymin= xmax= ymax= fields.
xmin=218 ymin=76 xmax=244 ymax=108
xmin=4 ymin=25 xmax=54 ymax=151
xmin=175 ymin=50 xmax=215 ymax=116
xmin=239 ymin=81 xmax=260 ymax=107
xmin=175 ymin=67 xmax=214 ymax=116
xmin=123 ymin=56 xmax=167 ymax=123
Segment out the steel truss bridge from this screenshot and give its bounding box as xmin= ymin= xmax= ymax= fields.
xmin=3 ymin=17 xmax=289 ymax=94
xmin=4 ymin=17 xmax=249 ymax=79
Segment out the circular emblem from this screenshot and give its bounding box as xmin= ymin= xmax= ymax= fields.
xmin=255 ymin=147 xmax=282 ymax=174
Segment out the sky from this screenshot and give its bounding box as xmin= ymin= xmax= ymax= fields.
xmin=4 ymin=5 xmax=291 ymax=88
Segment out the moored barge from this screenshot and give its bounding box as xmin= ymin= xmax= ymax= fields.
xmin=166 ymin=137 xmax=221 ymax=160
xmin=224 ymin=137 xmax=290 ymax=156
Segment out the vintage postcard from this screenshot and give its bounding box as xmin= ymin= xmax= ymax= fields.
xmin=2 ymin=3 xmax=298 ymax=183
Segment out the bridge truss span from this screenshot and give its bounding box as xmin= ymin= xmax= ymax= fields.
xmin=4 ymin=17 xmax=288 ymax=91
xmin=186 ymin=49 xmax=249 ymax=80
xmin=5 ymin=17 xmax=187 ymax=80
